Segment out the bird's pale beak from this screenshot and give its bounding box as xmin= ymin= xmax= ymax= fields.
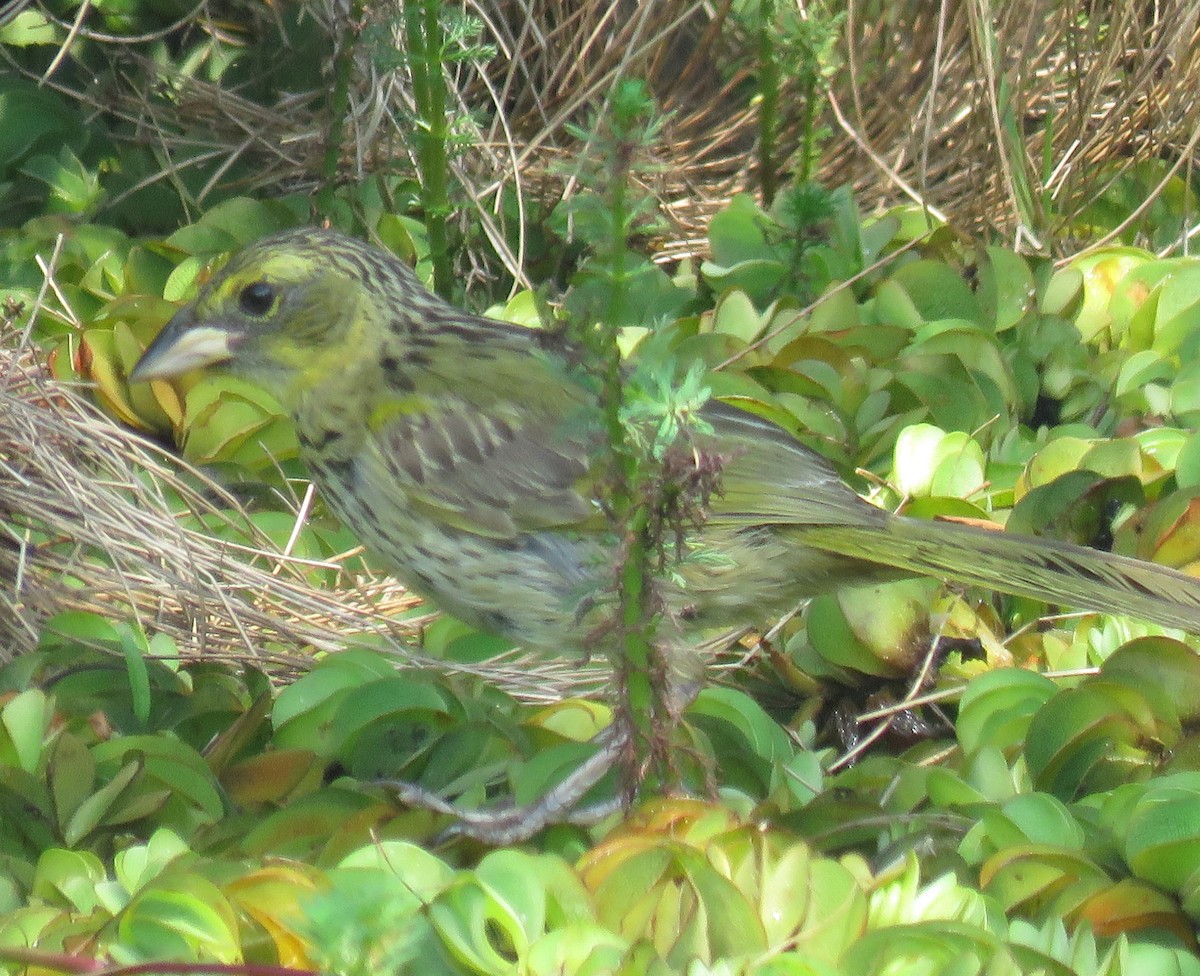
xmin=129 ymin=310 xmax=238 ymax=383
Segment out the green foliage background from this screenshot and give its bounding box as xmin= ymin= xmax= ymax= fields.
xmin=4 ymin=2 xmax=1200 ymax=974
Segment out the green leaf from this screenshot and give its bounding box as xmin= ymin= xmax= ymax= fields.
xmin=887 ymin=260 xmax=983 ymax=325
xmin=115 ymin=877 xmax=240 ymax=964
xmin=47 ymin=733 xmax=96 ymax=834
xmin=1125 ymin=774 xmax=1200 ymax=893
xmin=979 ymin=246 xmax=1034 ymax=331
xmin=31 ymin=848 xmax=107 ymax=914
xmin=118 ymin=626 xmax=152 ymax=728
xmin=956 ymin=668 xmax=1057 ymax=756
xmin=63 ymin=758 xmax=144 ymax=846
xmin=0 ymin=689 xmax=51 ymax=774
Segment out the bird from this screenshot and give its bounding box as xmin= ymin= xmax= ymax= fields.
xmin=131 ymin=227 xmax=1200 ymax=837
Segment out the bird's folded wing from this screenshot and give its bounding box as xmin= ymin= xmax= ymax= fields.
xmin=372 ymin=399 xmax=597 ymax=537
xmin=701 ymin=400 xmax=888 ymax=528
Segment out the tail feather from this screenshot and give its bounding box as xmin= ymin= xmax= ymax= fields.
xmin=799 ymin=516 xmax=1200 ymax=633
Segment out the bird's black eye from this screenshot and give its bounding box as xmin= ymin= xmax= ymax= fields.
xmin=238 ymin=281 xmax=277 ymax=317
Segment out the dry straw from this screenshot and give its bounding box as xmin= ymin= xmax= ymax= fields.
xmin=5 ymin=1 xmax=1198 ymax=259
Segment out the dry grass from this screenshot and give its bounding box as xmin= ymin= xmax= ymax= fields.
xmin=835 ymin=0 xmax=1200 ymax=252
xmin=9 ymin=0 xmax=1199 ymax=262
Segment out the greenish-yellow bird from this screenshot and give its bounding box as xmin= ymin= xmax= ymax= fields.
xmin=131 ymin=228 xmax=1200 ymax=674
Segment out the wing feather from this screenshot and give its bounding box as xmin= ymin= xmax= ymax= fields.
xmin=702 ymin=401 xmax=887 ymax=528
xmin=374 ymin=402 xmax=595 ymax=537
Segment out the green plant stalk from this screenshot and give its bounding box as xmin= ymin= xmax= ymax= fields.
xmin=598 ymin=164 xmax=657 ymax=750
xmin=796 ymin=71 xmax=817 ymax=184
xmin=1040 ymin=97 xmax=1057 ymax=226
xmin=403 ymin=0 xmax=453 ymax=297
xmin=757 ymin=0 xmax=780 ymax=208
xmin=316 ymin=0 xmax=366 ymax=220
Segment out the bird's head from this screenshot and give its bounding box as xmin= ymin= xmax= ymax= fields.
xmin=130 ymin=228 xmax=426 ymax=402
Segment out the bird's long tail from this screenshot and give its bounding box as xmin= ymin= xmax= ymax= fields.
xmin=798 ymin=516 xmax=1200 ymax=633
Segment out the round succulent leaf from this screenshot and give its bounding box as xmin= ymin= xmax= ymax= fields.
xmin=1124 ymin=775 xmax=1200 ymax=893
xmin=999 ymin=792 xmax=1086 ymax=849
xmin=1007 ymin=471 xmax=1143 ymax=547
xmin=1167 ymin=359 xmax=1200 ymax=427
xmin=1135 ymin=491 xmax=1200 ymax=570
xmin=1107 ymin=262 xmax=1175 ymax=350
xmin=888 ymin=260 xmax=983 ymax=325
xmin=707 ymin=193 xmax=777 ymax=267
xmin=961 ymin=746 xmax=1020 ymax=804
xmin=872 ymin=278 xmax=925 ymax=330
xmin=1172 ymin=432 xmax=1200 ymax=496
xmin=1017 ymin=437 xmax=1096 ymax=496
xmin=782 ymin=626 xmax=864 ymax=688
xmin=1114 ymin=349 xmax=1174 ymax=400
xmin=835 ymin=578 xmax=939 ymax=672
xmin=909 ymin=320 xmax=1017 ymax=406
xmin=225 ymin=863 xmax=322 ymax=967
xmin=376 ymin=211 xmax=431 ymax=266
xmin=47 ymin=732 xmax=96 ymax=834
xmin=511 ymin=738 xmax=615 ymax=808
xmin=1134 ymin=259 xmax=1200 ymax=342
xmin=701 ymin=260 xmax=786 ymax=306
xmin=766 ymin=333 xmax=854 ymax=376
xmin=892 ymin=424 xmax=985 ymax=499
xmin=272 ymin=649 xmax=402 ymax=745
xmin=324 ymin=676 xmax=453 ymax=763
xmin=428 ymin=863 xmax=540 ymax=970
xmin=711 ymin=288 xmax=767 ymax=343
xmin=1070 ymin=248 xmax=1153 ymax=346
xmin=79 ymin=328 xmax=145 ymax=428
xmin=1132 ymin=425 xmax=1187 ymax=474
xmin=1038 ymin=266 xmax=1084 ymax=318
xmin=336 ymin=838 xmax=455 ymax=893
xmin=859 ymin=212 xmax=903 ymax=263
xmin=1123 ymin=942 xmax=1200 ymax=976
xmin=1162 ymin=734 xmax=1200 ymax=775
xmin=978 ymin=246 xmax=1035 ymax=331
xmin=1 ymin=688 xmax=52 ymax=776
xmin=111 ymin=828 xmax=192 ymax=897
xmin=841 ymin=920 xmax=999 ymax=976
xmin=892 ymin=354 xmax=1001 ymax=436
xmin=180 ymin=380 xmax=288 ymax=465
xmin=113 ymin=875 xmax=241 ymax=964
xmin=773 ymin=393 xmax=849 ymax=447
xmin=93 ymin=735 xmax=224 ymax=827
xmin=525 ymin=699 xmax=610 ymax=743
xmin=240 ymin=789 xmax=394 ymax=860
xmin=1075 ymin=878 xmax=1192 ymax=941
xmin=167 ymin=196 xmax=297 ymax=252
xmin=1102 ymin=637 xmax=1200 ymax=724
xmin=219 ymin=748 xmax=320 ymax=806
xmin=524 ymin=925 xmax=629 ymax=976
xmin=676 ymin=327 xmax=755 ymax=369
xmin=689 ymin=687 xmax=794 ymax=766
xmin=978 ymin=845 xmax=1109 ymax=917
xmin=1024 ymin=684 xmax=1154 ymax=798
xmin=162 ymin=253 xmax=219 ymax=302
xmin=804 ymin=593 xmax=905 ymax=679
xmin=805 ymin=284 xmax=861 ymax=335
xmin=30 ymin=848 xmax=107 ymax=914
xmin=925 ymin=767 xmax=990 ymax=809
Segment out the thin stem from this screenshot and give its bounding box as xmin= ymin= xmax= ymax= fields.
xmin=757 ymin=0 xmax=779 ymax=207
xmin=316 ymin=0 xmax=365 ymax=221
xmin=404 ymin=0 xmax=453 ymax=297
